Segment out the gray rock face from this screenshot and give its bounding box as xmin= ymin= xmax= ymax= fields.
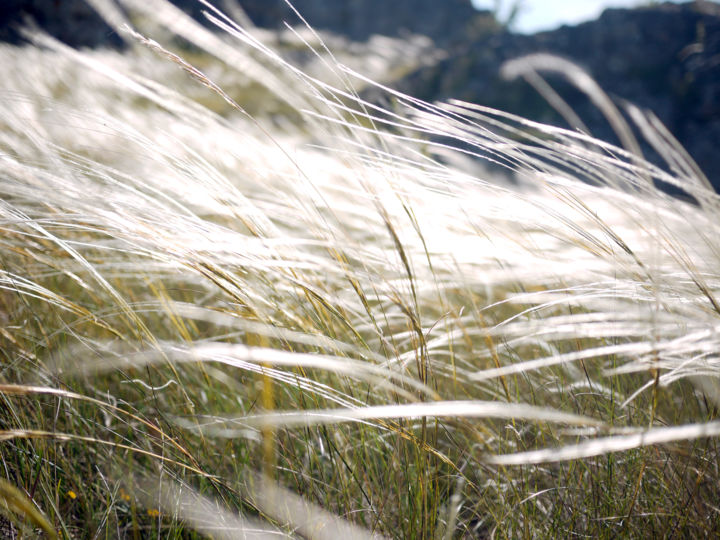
xmin=0 ymin=0 xmax=488 ymax=47
xmin=391 ymin=1 xmax=720 ymax=190
xmin=235 ymin=0 xmax=488 ymax=43
xmin=0 ymin=0 xmax=124 ymax=47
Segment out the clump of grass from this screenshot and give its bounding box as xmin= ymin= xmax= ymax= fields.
xmin=1 ymin=0 xmax=720 ymax=537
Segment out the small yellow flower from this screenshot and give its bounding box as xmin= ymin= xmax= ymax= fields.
xmin=119 ymin=488 xmax=131 ymax=502
xmin=147 ymin=508 xmax=160 ymax=517
xmin=67 ymin=490 xmax=77 ymax=500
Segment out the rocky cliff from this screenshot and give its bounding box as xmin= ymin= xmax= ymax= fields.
xmin=0 ymin=0 xmax=491 ymax=47
xmin=236 ymin=0 xmax=490 ymax=44
xmin=0 ymin=0 xmax=124 ymax=47
xmin=390 ymin=1 xmax=720 ymax=190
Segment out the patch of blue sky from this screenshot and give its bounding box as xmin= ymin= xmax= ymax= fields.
xmin=471 ymin=0 xmax=696 ymax=34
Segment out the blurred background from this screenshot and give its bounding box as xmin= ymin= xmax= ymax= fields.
xmin=1 ymin=0 xmax=718 ymax=189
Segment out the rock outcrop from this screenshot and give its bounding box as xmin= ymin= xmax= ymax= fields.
xmin=0 ymin=0 xmax=491 ymax=48
xmin=390 ymin=1 xmax=720 ymax=189
xmin=0 ymin=0 xmax=124 ymax=47
xmin=236 ymin=0 xmax=491 ymax=44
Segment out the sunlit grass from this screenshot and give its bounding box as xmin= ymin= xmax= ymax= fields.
xmin=1 ymin=0 xmax=720 ymax=537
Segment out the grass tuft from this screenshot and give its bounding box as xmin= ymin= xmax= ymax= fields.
xmin=2 ymin=0 xmax=720 ymax=537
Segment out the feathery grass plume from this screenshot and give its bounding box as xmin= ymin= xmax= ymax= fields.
xmin=1 ymin=0 xmax=720 ymax=536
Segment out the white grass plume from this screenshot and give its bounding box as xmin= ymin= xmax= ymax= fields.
xmin=2 ymin=0 xmax=720 ymax=536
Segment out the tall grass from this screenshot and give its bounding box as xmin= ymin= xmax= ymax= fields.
xmin=2 ymin=0 xmax=720 ymax=537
